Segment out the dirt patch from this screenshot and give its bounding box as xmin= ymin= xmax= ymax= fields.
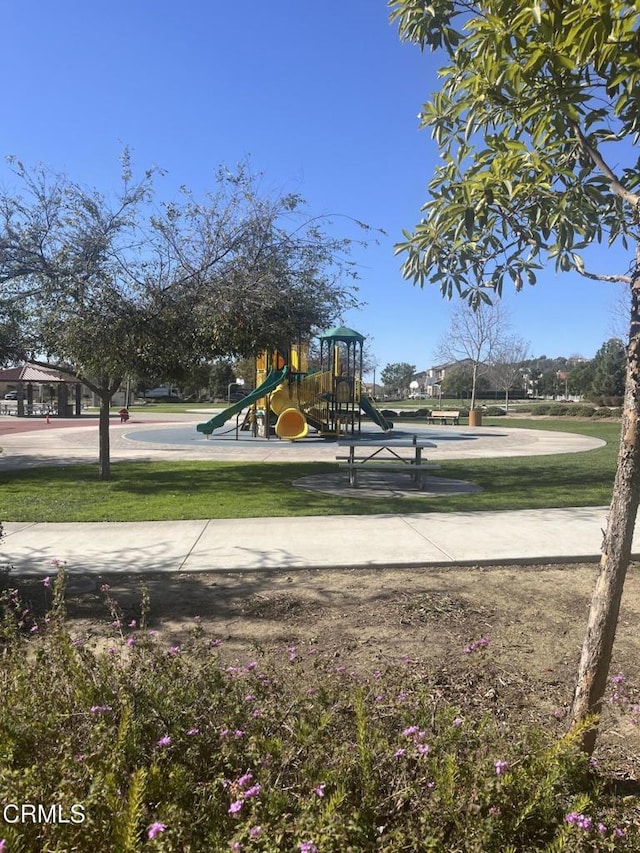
xmin=10 ymin=561 xmax=640 ymax=777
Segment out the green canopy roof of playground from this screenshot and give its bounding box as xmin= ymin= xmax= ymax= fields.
xmin=318 ymin=325 xmax=365 ymax=344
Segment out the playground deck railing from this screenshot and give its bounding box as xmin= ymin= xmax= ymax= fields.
xmin=294 ymin=370 xmax=333 ymax=426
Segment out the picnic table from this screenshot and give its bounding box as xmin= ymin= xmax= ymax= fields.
xmin=336 ymin=437 xmax=438 ymax=488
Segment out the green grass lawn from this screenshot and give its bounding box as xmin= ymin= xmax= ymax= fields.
xmin=0 ymin=418 xmax=620 ymax=522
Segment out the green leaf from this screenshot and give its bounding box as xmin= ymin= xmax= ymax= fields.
xmin=532 ymin=1 xmax=542 ymax=25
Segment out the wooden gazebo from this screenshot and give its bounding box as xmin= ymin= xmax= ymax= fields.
xmin=0 ymin=363 xmax=84 ymax=417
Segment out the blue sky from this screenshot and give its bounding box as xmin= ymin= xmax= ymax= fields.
xmin=1 ymin=0 xmax=630 ymax=375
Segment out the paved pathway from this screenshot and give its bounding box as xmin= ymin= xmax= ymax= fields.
xmin=0 ymin=506 xmax=619 ymax=576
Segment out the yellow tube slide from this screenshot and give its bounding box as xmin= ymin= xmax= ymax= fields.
xmin=269 ymin=387 xmax=292 ymax=415
xmin=275 ymin=406 xmax=309 ymax=440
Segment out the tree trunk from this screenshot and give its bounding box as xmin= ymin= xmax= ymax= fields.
xmin=570 ymin=261 xmax=640 ymax=753
xmin=470 ymin=362 xmax=478 ymax=410
xmin=98 ymin=392 xmax=112 ymax=481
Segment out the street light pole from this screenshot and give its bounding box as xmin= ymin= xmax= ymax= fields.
xmin=227 ymin=378 xmax=245 ymax=404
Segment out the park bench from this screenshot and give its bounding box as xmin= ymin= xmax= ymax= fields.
xmin=426 ymin=410 xmax=460 ymax=425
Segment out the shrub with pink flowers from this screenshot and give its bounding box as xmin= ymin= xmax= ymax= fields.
xmin=0 ymin=570 xmax=637 ymax=851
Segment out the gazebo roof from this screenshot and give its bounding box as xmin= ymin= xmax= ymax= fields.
xmin=0 ymin=363 xmax=78 ymax=384
xmin=318 ymin=325 xmax=365 ymax=343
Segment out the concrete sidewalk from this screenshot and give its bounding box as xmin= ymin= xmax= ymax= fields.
xmin=0 ymin=506 xmax=627 ymax=575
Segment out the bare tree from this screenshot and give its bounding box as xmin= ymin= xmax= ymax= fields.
xmin=491 ymin=336 xmax=530 ymax=412
xmin=436 ymin=302 xmax=507 ymax=409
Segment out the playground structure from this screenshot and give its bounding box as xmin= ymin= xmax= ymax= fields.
xmin=196 ymin=326 xmax=393 ymax=440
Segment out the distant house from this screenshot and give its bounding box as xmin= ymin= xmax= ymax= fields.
xmin=415 ymin=359 xmax=477 ymax=397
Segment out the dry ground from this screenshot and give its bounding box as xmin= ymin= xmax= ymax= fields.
xmin=12 ymin=560 xmax=640 ymax=781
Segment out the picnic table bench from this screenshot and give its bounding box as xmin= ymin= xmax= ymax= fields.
xmin=337 ymin=438 xmax=439 ymax=489
xmin=426 ymin=410 xmax=460 ymax=425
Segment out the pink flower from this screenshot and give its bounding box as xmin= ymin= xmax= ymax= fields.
xmin=42 ymin=576 xmax=51 ymax=588
xmin=249 ymin=825 xmax=262 ymax=838
xmin=243 ymin=783 xmax=261 ymax=799
xmin=494 ymin=760 xmax=509 ymax=775
xmin=313 ymin=783 xmax=326 ymax=797
xmin=157 ymin=735 xmax=171 ymax=748
xmin=228 ymin=800 xmax=243 ymax=815
xmin=147 ymin=822 xmax=167 ymax=840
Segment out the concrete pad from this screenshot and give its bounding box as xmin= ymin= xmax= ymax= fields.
xmin=292 ymin=471 xmax=482 ymax=499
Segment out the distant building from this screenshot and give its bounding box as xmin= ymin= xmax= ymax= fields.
xmin=414 ymin=359 xmax=477 ymax=397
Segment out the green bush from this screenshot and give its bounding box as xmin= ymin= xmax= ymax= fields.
xmin=483 ymin=406 xmax=506 ymax=416
xmin=0 ymin=573 xmax=637 ymax=852
xmin=592 ymin=407 xmax=623 ymax=419
xmin=529 ymin=404 xmax=553 ymax=415
xmin=590 ymin=395 xmax=624 ymax=408
xmin=528 ymin=404 xmax=599 ymax=418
